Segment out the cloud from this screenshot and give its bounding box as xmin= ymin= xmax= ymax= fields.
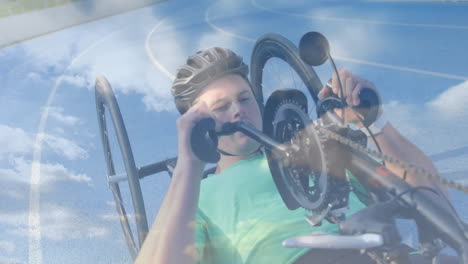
xmin=0 ymin=256 xmax=24 ymax=264
xmin=61 ymin=73 xmax=93 ymax=88
xmin=385 ymin=100 xmax=468 ymax=154
xmin=43 ymin=134 xmax=88 ymax=160
xmin=0 ymin=240 xmax=15 ymax=255
xmin=302 ymin=8 xmax=388 ymax=71
xmin=27 ymin=72 xmax=43 ymax=82
xmin=0 ymin=124 xmax=91 ymax=200
xmin=0 ymin=178 xmax=27 ymax=200
xmin=7 ymin=9 xmax=188 ymax=113
xmin=1 ymin=157 xmax=92 ymax=190
xmin=427 ymin=80 xmax=468 ymax=120
xmin=56 ymin=16 xmax=186 ymax=112
xmin=0 ymin=204 xmax=110 ymax=241
xmin=98 ymin=201 xmax=136 ymax=230
xmin=47 ymin=107 xmax=82 ymax=126
xmin=5 ymin=7 xmax=180 ymax=113
xmin=0 ymin=124 xmax=88 ymax=161
xmin=381 ymin=82 xmax=468 ymax=181
xmin=0 ymin=125 xmax=33 ymax=160
xmin=106 ymin=200 xmax=116 ymax=207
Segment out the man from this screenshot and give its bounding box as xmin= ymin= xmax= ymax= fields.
xmin=135 ymin=47 xmax=451 ymax=263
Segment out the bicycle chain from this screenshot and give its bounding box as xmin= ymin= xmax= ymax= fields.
xmin=316 ymin=126 xmax=468 ymax=194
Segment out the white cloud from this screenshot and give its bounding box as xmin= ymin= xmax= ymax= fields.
xmin=98 ymin=201 xmax=136 ymax=230
xmin=0 ymin=124 xmax=88 ymax=161
xmin=13 ymin=4 xmax=137 ymax=70
xmin=9 ymin=7 xmax=179 ymax=113
xmin=99 ymin=212 xmax=135 ymax=223
xmin=59 ymin=16 xmax=185 ymax=112
xmin=27 ymin=72 xmax=43 ymax=82
xmin=0 ymin=256 xmax=24 ymax=264
xmin=384 ymin=100 xmax=468 ymax=153
xmin=0 ymin=178 xmax=27 ymax=200
xmin=1 ymin=157 xmax=92 ymax=190
xmin=0 ymin=204 xmax=110 ymax=241
xmin=9 ymin=8 xmax=215 ymax=114
xmin=52 ymin=127 xmax=65 ymax=135
xmin=48 ymin=107 xmax=82 ymax=126
xmin=40 ymin=204 xmax=109 ymax=240
xmin=0 ymin=125 xmax=33 ymax=160
xmin=0 ymin=240 xmax=15 ymax=255
xmin=61 ymin=72 xmax=93 ymax=88
xmin=427 ymin=80 xmax=468 ymax=119
xmin=303 ymin=9 xmax=388 ymax=71
xmin=381 ymin=82 xmax=468 ymax=180
xmin=43 ymin=134 xmax=88 ymax=160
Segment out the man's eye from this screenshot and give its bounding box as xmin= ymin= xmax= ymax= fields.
xmin=213 ymin=104 xmax=229 ymax=112
xmin=240 ymin=97 xmax=250 ymax=102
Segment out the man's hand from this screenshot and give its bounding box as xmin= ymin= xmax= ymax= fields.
xmin=318 ymin=71 xmax=449 ymax=199
xmin=176 ymin=101 xmax=215 ymax=169
xmin=318 ymin=69 xmax=381 ymax=127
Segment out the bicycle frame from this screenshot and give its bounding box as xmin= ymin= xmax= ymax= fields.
xmin=219 ymin=119 xmax=468 ymax=263
xmin=348 ymin=146 xmax=468 ymax=262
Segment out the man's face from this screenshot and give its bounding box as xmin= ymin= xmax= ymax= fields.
xmin=196 ymin=74 xmax=262 ymax=156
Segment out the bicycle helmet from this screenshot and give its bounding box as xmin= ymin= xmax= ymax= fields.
xmin=171 ymin=47 xmax=249 ymax=114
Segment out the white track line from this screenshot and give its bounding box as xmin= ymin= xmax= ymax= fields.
xmin=204 ymin=4 xmax=468 ymax=81
xmin=252 ymin=0 xmax=468 ymax=30
xmin=28 ymin=30 xmax=121 ymax=264
xmin=335 ymin=56 xmax=468 ymax=81
xmin=204 ymin=8 xmax=256 ymax=42
xmin=145 ymin=19 xmax=175 ymax=81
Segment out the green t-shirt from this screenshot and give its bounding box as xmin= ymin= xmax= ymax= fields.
xmin=195 ymin=153 xmax=366 ymax=264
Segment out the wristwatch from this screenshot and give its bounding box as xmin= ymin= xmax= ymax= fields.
xmin=359 ymin=111 xmax=388 ymax=137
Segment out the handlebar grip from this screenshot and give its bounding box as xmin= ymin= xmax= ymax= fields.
xmin=317 ymin=87 xmax=381 ymax=127
xmin=354 ymin=87 xmax=381 ymax=127
xmin=191 ymin=117 xmax=220 ymax=163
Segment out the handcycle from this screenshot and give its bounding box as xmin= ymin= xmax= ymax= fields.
xmin=95 ymin=32 xmax=468 ymax=263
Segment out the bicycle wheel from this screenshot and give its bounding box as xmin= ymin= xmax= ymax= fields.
xmin=250 ymin=33 xmax=323 ymax=114
xmin=95 ymin=76 xmax=149 ymax=260
xmin=250 ymin=34 xmax=329 ymax=211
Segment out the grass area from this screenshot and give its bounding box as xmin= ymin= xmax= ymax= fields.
xmin=0 ymin=0 xmax=80 ymax=18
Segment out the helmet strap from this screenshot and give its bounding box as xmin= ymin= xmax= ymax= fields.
xmin=217 ymin=146 xmax=262 ymax=157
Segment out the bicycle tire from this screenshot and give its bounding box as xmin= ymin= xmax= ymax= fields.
xmin=95 ymin=76 xmax=149 ymax=259
xmin=250 ymin=33 xmax=323 ymax=110
xmin=250 ymin=34 xmax=327 ymax=210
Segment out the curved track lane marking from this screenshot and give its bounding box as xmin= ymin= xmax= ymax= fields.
xmin=205 ymin=4 xmax=468 ymax=81
xmin=28 ymin=29 xmax=122 ymax=264
xmin=204 ymin=9 xmax=256 ymax=42
xmin=252 ymin=0 xmax=468 ymax=31
xmin=145 ymin=19 xmax=175 ymax=81
xmin=333 ymin=56 xmax=468 ymax=81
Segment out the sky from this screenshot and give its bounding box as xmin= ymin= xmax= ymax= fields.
xmin=1 ymin=0 xmax=468 ymax=263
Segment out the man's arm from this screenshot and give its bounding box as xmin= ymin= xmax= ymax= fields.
xmin=135 ymin=101 xmax=213 ymax=264
xmin=369 ymin=122 xmax=448 ymax=197
xmin=319 ymin=69 xmax=449 ymax=199
xmin=135 ymin=162 xmax=204 ymax=264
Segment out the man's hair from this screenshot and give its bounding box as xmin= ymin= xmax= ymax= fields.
xmin=171 ymin=47 xmax=249 ymax=114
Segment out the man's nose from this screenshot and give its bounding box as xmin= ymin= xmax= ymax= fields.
xmin=230 ymin=101 xmax=243 ymax=119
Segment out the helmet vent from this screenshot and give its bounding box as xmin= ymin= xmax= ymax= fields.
xmin=204 ymin=53 xmax=215 ymax=62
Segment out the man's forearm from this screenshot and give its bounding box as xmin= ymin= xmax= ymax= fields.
xmin=370 ymin=122 xmax=449 ymax=197
xmin=135 ymin=162 xmax=204 ymax=264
